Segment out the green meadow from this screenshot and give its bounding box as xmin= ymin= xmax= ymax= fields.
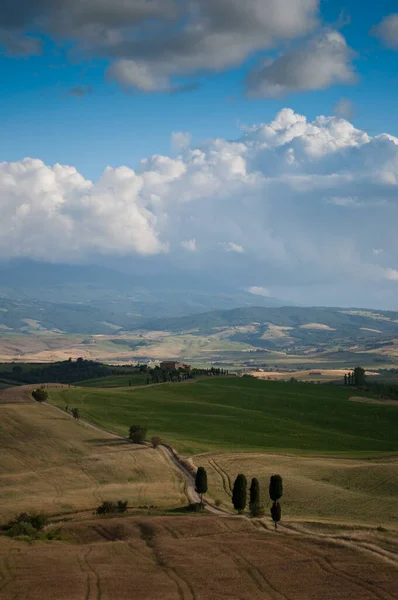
xmin=49 ymin=377 xmax=398 ymax=456
xmin=77 ymin=373 xmax=148 ymax=388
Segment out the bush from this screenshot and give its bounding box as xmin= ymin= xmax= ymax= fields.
xmin=32 ymin=388 xmax=48 ymax=403
xmin=129 ymin=425 xmax=147 ymax=444
xmin=96 ymin=500 xmax=128 ymax=515
xmin=187 ymin=502 xmax=203 ymax=513
xmin=215 ymin=499 xmax=222 ymax=507
xmin=6 ymin=521 xmax=37 ymax=538
xmin=5 ymin=512 xmax=48 ymax=538
xmin=151 ymin=436 xmax=161 ymax=448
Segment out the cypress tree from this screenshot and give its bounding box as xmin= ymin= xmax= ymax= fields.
xmin=271 ymin=502 xmax=282 ymax=529
xmin=353 ymin=366 xmax=366 ymax=387
xmin=269 ymin=475 xmax=283 ymax=502
xmin=249 ymin=477 xmax=261 ymax=517
xmin=232 ymin=474 xmax=247 ymax=512
xmin=195 ymin=467 xmax=208 ymax=505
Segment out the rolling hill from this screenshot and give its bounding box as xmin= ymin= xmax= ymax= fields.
xmin=143 ymin=305 xmax=398 ymax=353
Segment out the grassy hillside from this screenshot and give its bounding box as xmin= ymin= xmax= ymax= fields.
xmin=49 ymin=377 xmax=398 ymax=456
xmin=201 ymin=452 xmax=398 ymax=527
xmin=0 ymin=400 xmax=187 ymax=521
xmin=78 ymin=374 xmax=147 ymax=387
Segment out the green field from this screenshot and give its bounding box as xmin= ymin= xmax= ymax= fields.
xmin=49 ymin=377 xmax=398 ymax=456
xmin=77 ymin=373 xmax=148 ymax=388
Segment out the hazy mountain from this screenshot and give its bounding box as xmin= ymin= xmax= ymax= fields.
xmin=0 ymin=261 xmax=289 ymax=333
xmin=143 ymin=305 xmax=398 ymax=352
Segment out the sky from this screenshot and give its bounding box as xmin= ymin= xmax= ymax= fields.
xmin=1 ymin=0 xmax=398 ymax=309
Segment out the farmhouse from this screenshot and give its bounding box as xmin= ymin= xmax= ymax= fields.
xmin=160 ymin=361 xmax=191 ymax=371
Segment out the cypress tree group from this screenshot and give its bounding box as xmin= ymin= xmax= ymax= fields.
xmin=249 ymin=477 xmax=261 ymax=517
xmin=232 ymin=474 xmax=247 ymax=513
xmin=269 ymin=475 xmax=283 ymax=502
xmin=195 ymin=467 xmax=208 ymax=505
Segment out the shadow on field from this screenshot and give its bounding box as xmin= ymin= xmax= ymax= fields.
xmin=85 ymin=438 xmax=130 ymax=446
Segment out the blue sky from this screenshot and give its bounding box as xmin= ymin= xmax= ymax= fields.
xmin=0 ymin=0 xmax=397 ymax=180
xmin=1 ymin=0 xmax=398 ymax=308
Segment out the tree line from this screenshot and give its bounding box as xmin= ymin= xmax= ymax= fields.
xmin=146 ymin=366 xmax=228 ymax=385
xmin=344 ymin=366 xmax=366 ymax=386
xmin=195 ymin=467 xmax=283 ymax=528
xmin=343 ymin=366 xmax=398 ymax=399
xmin=4 ymin=358 xmax=145 ymax=386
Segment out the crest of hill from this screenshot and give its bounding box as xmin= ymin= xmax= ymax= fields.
xmin=143 ymin=306 xmax=398 ymax=335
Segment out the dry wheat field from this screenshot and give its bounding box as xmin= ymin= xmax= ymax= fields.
xmin=0 ymin=388 xmax=187 ymax=521
xmin=1 ymin=515 xmax=398 ymax=600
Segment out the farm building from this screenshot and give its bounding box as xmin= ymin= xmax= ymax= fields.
xmin=160 ymin=361 xmax=191 ymax=371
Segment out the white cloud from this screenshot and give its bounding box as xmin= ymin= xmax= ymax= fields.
xmin=2 ymin=108 xmax=398 ymax=306
xmin=221 ymin=242 xmax=245 ymax=254
xmin=325 ymin=196 xmax=388 ymax=208
xmin=107 ymin=60 xmax=169 ymax=92
xmin=384 ymin=268 xmax=398 ymax=281
xmin=248 ymin=286 xmax=271 ymax=297
xmin=0 ymin=159 xmax=166 ymax=261
xmin=373 ymin=14 xmax=398 ymax=49
xmin=373 ymin=248 xmax=383 ymax=256
xmin=181 ymin=239 xmax=197 ymax=252
xmin=246 ymin=31 xmax=357 ymax=98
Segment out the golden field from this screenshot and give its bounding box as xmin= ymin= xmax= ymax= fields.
xmin=0 ymin=515 xmax=397 ymax=600
xmin=0 ymin=390 xmax=187 ymax=521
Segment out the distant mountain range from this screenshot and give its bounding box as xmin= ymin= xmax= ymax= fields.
xmin=2 ymin=261 xmax=398 ymax=358
xmin=143 ymin=305 xmax=398 ymax=353
xmin=0 ymin=260 xmax=288 ymax=334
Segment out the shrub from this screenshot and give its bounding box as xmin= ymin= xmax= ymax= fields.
xmin=129 ymin=425 xmax=147 ymax=444
xmin=5 ymin=512 xmax=48 ymax=538
xmin=96 ymin=500 xmax=128 ymax=515
xmin=32 ymin=388 xmax=48 ymax=403
xmin=151 ymin=436 xmax=161 ymax=448
xmin=187 ymin=502 xmax=203 ymax=513
xmin=215 ymin=499 xmax=222 ymax=507
xmin=6 ymin=521 xmax=37 ymax=538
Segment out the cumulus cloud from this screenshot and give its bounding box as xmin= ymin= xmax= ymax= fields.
xmin=373 ymin=13 xmax=398 ymax=49
xmin=246 ymin=31 xmax=357 ymax=97
xmin=1 ymin=108 xmax=398 ymax=305
xmin=0 ymin=0 xmax=319 ymax=91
